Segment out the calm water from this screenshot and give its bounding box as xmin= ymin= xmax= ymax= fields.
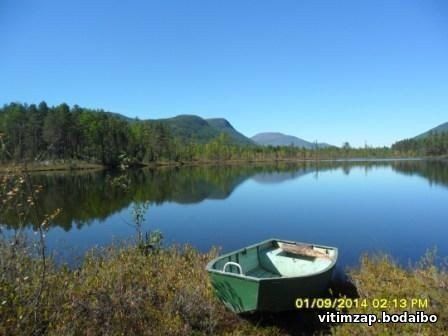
xmin=2 ymin=160 xmax=448 ymax=267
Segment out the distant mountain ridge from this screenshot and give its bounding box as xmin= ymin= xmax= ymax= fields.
xmin=99 ymin=113 xmax=333 ymax=148
xmin=82 ymin=110 xmax=331 ymax=147
xmin=414 ymin=122 xmax=448 ymax=139
xmin=251 ymin=132 xmax=332 ymax=149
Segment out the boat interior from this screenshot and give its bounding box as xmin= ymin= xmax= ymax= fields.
xmin=211 ymin=240 xmax=336 ymax=279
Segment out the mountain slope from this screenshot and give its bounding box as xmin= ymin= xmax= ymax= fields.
xmin=251 ymin=132 xmax=331 ymax=149
xmin=155 ymin=115 xmax=217 ymax=142
xmin=148 ymin=115 xmax=253 ymax=145
xmin=206 ymin=118 xmax=255 ymax=145
xmin=415 ymin=122 xmax=448 ymax=139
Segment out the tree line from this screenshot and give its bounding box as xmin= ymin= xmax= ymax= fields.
xmin=0 ymin=102 xmax=433 ymax=166
xmin=391 ymin=132 xmax=448 ymax=157
xmin=0 ymin=102 xmax=178 ymax=165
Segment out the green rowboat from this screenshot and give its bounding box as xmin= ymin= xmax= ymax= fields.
xmin=206 ymin=238 xmax=338 ymax=313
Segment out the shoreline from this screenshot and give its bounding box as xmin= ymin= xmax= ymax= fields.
xmin=0 ymin=156 xmax=443 ymax=173
xmin=0 ymin=161 xmax=106 ymax=173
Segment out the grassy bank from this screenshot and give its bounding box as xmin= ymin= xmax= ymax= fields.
xmin=0 ymin=239 xmax=446 ymax=335
xmin=0 ymin=240 xmax=282 ymax=335
xmin=0 ymin=160 xmax=105 ymax=173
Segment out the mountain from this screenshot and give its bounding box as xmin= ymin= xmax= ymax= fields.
xmin=148 ymin=115 xmax=254 ymax=145
xmin=206 ymin=118 xmax=255 ymax=145
xmin=251 ymin=132 xmax=331 ymax=149
xmin=414 ymin=122 xmax=448 ymax=139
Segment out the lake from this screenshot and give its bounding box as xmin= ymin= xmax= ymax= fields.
xmin=2 ymin=160 xmax=447 ymax=268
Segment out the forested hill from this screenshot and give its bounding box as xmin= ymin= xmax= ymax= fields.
xmin=103 ymin=112 xmax=254 ymax=145
xmin=148 ymin=115 xmax=254 ymax=145
xmin=206 ymin=118 xmax=255 ymax=145
xmin=415 ymin=122 xmax=448 ymax=139
xmin=392 ymin=121 xmax=448 ymax=156
xmin=0 ymin=102 xmax=256 ymax=166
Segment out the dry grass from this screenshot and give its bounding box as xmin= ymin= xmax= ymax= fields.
xmin=0 ymin=160 xmax=104 ymax=173
xmin=0 ymin=240 xmax=282 ymax=336
xmin=332 ymin=252 xmax=448 ymax=336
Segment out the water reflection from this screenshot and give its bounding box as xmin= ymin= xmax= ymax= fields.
xmin=392 ymin=160 xmax=448 ymax=187
xmin=1 ymin=160 xmax=447 ymax=232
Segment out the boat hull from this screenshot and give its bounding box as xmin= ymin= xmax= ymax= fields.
xmin=208 ymin=272 xmax=259 ymax=313
xmin=257 ymin=264 xmax=335 ymax=312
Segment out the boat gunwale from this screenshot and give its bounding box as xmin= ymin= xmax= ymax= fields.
xmin=206 ymin=238 xmax=338 ymax=282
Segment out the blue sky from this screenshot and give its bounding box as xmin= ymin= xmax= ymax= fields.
xmin=1 ymin=0 xmax=447 ymax=147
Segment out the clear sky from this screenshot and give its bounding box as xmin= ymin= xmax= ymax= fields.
xmin=1 ymin=0 xmax=447 ymax=147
